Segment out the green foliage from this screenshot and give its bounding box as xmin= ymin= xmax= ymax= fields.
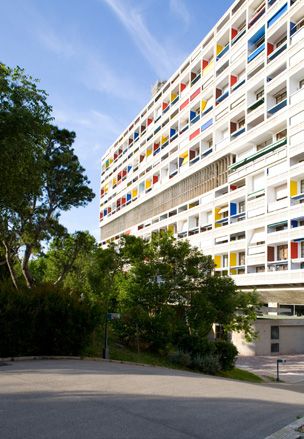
xmin=114 ymin=232 xmax=259 ymax=356
xmin=0 ymin=281 xmax=100 ymax=357
xmin=0 ymin=64 xmax=94 ymax=289
xmin=191 ymin=353 xmax=221 ymax=375
xmin=214 ymin=340 xmax=238 ymax=371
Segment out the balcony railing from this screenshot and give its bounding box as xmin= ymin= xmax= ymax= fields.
xmin=248 ymin=4 xmax=266 ymax=28
xmin=248 ymin=42 xmax=265 ymax=62
xmin=267 ymin=98 xmax=287 ymax=116
xmin=216 ymin=90 xmax=229 ymax=104
xmin=216 ymin=44 xmax=229 ymax=60
xmin=231 ymin=79 xmax=245 ymax=92
xmin=231 ymin=28 xmax=246 ymax=46
xmin=268 ymin=43 xmax=287 ymax=62
xmin=247 ymin=96 xmax=264 ymax=113
xmin=231 ymin=127 xmax=245 ymax=139
xmin=229 ymin=137 xmax=287 ymax=172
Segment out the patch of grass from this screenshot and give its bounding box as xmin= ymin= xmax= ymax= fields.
xmin=110 ymin=342 xmax=183 ymax=370
xmin=217 ymin=368 xmax=264 ymax=383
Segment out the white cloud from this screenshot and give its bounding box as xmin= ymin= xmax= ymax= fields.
xmin=31 ymin=16 xmax=144 ymax=102
xmin=36 ymin=28 xmax=76 ymax=58
xmin=102 ymin=0 xmax=177 ymax=78
xmin=170 ymin=0 xmax=191 ymax=29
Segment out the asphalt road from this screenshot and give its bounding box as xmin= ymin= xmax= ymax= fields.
xmin=0 ymin=359 xmax=303 ymax=439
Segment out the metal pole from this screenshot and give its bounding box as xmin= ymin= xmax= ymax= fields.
xmin=276 ymin=360 xmax=280 ymax=382
xmin=102 ymin=315 xmax=109 ymax=359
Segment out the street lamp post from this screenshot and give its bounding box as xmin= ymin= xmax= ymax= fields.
xmin=102 ymin=312 xmax=120 ymax=359
xmin=276 ymin=358 xmax=286 ymax=382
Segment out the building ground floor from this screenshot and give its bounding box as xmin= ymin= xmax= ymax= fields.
xmin=231 ymin=285 xmax=304 ymax=356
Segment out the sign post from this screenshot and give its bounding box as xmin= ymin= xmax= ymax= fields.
xmin=276 ymin=358 xmax=286 ymax=382
xmin=102 ymin=313 xmax=120 ymax=359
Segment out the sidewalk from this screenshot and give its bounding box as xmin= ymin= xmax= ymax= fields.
xmin=237 ymin=355 xmax=304 ymax=384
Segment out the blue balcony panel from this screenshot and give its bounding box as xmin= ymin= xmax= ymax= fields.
xmin=268 ymin=3 xmax=288 ymax=28
xmin=201 ymin=118 xmax=213 ymax=132
xmin=268 ymin=99 xmax=287 ymax=115
xmin=248 ymin=42 xmax=265 ymax=62
xmin=216 ymin=90 xmax=229 ymax=104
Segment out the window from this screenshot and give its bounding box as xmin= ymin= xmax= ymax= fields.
xmin=239 ymin=252 xmax=245 ymax=265
xmin=256 ymin=88 xmax=264 ymax=99
xmin=276 ymin=35 xmax=287 ymax=48
xmin=222 ymin=255 xmax=228 ymax=267
xmin=275 ymin=89 xmax=287 ymax=104
xmin=300 ymin=179 xmax=304 ymax=194
xmin=300 ymin=79 xmax=304 ymax=90
xmin=275 ymin=184 xmax=287 ymax=201
xmin=295 ymin=305 xmax=304 ymax=316
xmin=271 ymin=343 xmax=279 ymax=353
xmin=271 ymin=326 xmax=279 ymax=340
xmin=301 ymin=242 xmax=304 ymax=258
xmin=238 ymin=118 xmax=245 ymax=128
xmin=257 ymin=138 xmax=272 ymax=151
xmin=239 ymin=200 xmax=245 ymax=213
xmin=277 ymin=244 xmax=288 ymax=260
xmin=256 ymin=266 xmax=265 ymax=272
xmin=276 ymin=129 xmax=287 ymax=140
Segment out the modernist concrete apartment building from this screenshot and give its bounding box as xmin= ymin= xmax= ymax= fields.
xmin=100 ymin=0 xmax=304 ymax=355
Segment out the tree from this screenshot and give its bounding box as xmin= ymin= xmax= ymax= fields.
xmin=30 ymin=231 xmax=97 ymax=288
xmin=0 ymin=64 xmax=51 ymax=288
xmin=115 ymin=232 xmax=260 ymax=352
xmin=0 ymin=64 xmax=95 ymax=288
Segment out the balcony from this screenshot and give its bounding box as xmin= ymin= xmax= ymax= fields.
xmin=228 ymin=137 xmax=287 ymax=172
xmin=248 ymin=42 xmax=265 ymax=62
xmin=216 ymin=90 xmax=229 ymax=105
xmin=267 ymin=98 xmax=287 ymax=116
xmin=247 ymin=97 xmax=264 ymax=113
xmin=268 ymin=43 xmax=287 ymax=62
xmin=231 ymin=28 xmax=246 ymax=46
xmin=231 ymin=127 xmax=245 ymax=139
xmin=217 ymin=44 xmax=230 ymax=61
xmin=248 ymin=3 xmax=266 ymax=28
xmin=231 ymin=79 xmax=245 ymax=93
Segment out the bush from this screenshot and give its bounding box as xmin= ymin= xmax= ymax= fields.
xmin=191 ymin=353 xmax=221 ymax=375
xmin=167 ymin=350 xmax=191 ymax=367
xmin=214 ymin=340 xmax=238 ymax=371
xmin=0 ymin=283 xmax=100 ymax=357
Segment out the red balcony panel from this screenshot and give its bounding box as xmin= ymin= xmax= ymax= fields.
xmin=180 ymin=98 xmax=189 ymax=111
xmin=231 ymin=28 xmax=238 ymax=39
xmin=267 ymin=43 xmax=274 ymax=56
xmin=230 ymin=75 xmax=238 ymax=87
xmin=190 ymin=87 xmax=201 ymax=101
xmin=180 ymin=83 xmax=187 ymax=92
xmin=267 ymin=246 xmax=274 ymax=262
xmin=291 ymin=242 xmax=298 ymax=258
xmin=189 ymin=128 xmax=200 ymax=141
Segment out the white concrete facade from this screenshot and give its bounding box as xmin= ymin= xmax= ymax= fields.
xmin=100 ymin=0 xmax=304 ymax=353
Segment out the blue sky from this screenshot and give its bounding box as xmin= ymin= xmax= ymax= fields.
xmin=1 ymin=0 xmax=232 ymax=239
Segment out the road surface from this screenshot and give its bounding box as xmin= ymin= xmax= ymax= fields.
xmin=0 ymin=359 xmax=303 ymax=439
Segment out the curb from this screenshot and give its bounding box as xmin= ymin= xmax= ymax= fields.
xmin=265 ymin=416 xmax=304 ymax=438
xmin=0 ymin=355 xmax=167 ymax=369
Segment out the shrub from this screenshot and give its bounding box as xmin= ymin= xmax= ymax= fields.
xmin=214 ymin=340 xmax=238 ymax=371
xmin=167 ymin=350 xmax=191 ymax=367
xmin=191 ymin=353 xmax=221 ymax=375
xmin=0 ymin=283 xmax=100 ymax=357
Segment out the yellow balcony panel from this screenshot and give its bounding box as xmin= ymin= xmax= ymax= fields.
xmin=214 ymin=255 xmax=221 ymax=268
xmin=290 ymin=180 xmax=298 ymax=197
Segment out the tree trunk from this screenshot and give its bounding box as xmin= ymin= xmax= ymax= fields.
xmin=22 ymin=245 xmax=34 ymax=288
xmin=2 ymin=240 xmax=19 ymax=290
